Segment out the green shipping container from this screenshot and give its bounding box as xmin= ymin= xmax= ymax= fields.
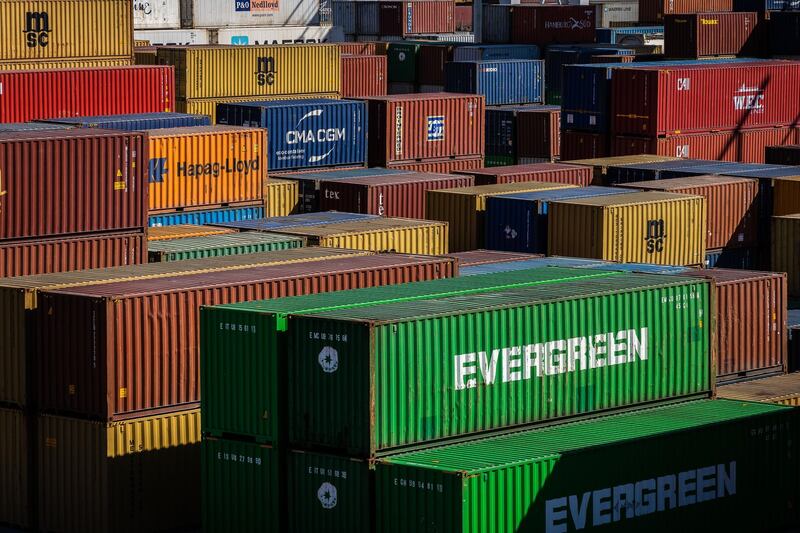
xmin=147 ymin=233 xmax=305 ymax=262
xmin=288 ymin=274 xmax=713 ymax=456
xmin=387 ymin=42 xmax=421 ymax=83
xmin=375 ymin=399 xmax=800 ymax=532
xmin=200 ymin=267 xmax=620 ymax=442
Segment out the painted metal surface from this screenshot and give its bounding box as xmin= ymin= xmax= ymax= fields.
xmin=378 ymin=1 xmax=455 ymax=36
xmin=718 ymin=372 xmax=800 ymax=405
xmin=565 ymin=154 xmax=680 ymax=184
xmin=772 ymin=215 xmax=800 ymax=297
xmin=133 ymin=28 xmax=210 ymax=45
xmin=42 ymin=112 xmax=211 ymax=131
xmin=486 ymin=104 xmax=561 ymax=162
xmin=769 ymin=12 xmax=800 ymax=55
xmin=640 ymin=0 xmax=733 ymax=22
xmin=148 ymin=233 xmax=304 ymax=262
xmin=375 ymin=400 xmax=798 ymax=532
xmin=774 ymin=176 xmax=800 ymax=216
xmin=149 ymin=204 xmax=265 ymax=227
xmin=177 ymin=92 xmax=341 ymax=125
xmin=510 ymin=5 xmax=597 ymax=45
xmin=664 ymin=12 xmax=760 ymax=58
xmin=561 ymin=130 xmax=609 ymax=161
xmin=212 ymin=26 xmax=344 ymax=45
xmin=386 ymin=42 xmax=420 ymax=83
xmin=738 ymin=126 xmax=799 ymax=164
xmin=596 ymin=0 xmax=639 ymax=26
xmin=544 ymin=45 xmax=634 ymax=106
xmin=453 ymin=44 xmax=541 ymax=61
xmin=216 ymin=99 xmax=366 ymax=171
xmin=0 ymin=407 xmax=28 ymax=529
xmin=266 ymin=178 xmax=300 ymax=217
xmin=417 ymin=43 xmax=456 ymax=86
xmin=212 ymin=211 xmax=380 ymax=232
xmin=447 ymin=250 xmax=541 ymax=267
xmin=458 ymin=256 xmax=614 ymax=275
xmin=602 ymin=158 xmax=716 ymax=184
xmin=482 ymin=5 xmax=512 ymax=43
xmin=147 ymin=225 xmax=235 ymax=241
xmin=341 ymin=55 xmax=388 ymax=98
xmin=704 ymin=247 xmax=758 ymax=269
xmin=444 ymin=60 xmax=544 ymax=105
xmin=133 ymin=0 xmax=180 ymax=29
xmin=386 ymin=156 xmax=484 ymax=174
xmin=460 ymin=163 xmax=592 ymax=187
xmin=180 ymin=0 xmax=320 ymax=27
xmin=288 ymin=273 xmax=711 ymax=456
xmin=0 ymin=122 xmax=74 ymax=132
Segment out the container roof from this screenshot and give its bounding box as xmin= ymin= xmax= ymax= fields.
xmin=550 ymin=190 xmax=701 ymax=207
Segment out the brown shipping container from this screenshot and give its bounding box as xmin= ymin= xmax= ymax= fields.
xmin=510 ymin=5 xmax=597 ymax=45
xmin=34 ymin=254 xmax=457 ymax=420
xmin=591 ymin=54 xmax=635 ymax=63
xmin=0 ymin=231 xmax=146 ymax=278
xmin=676 ymin=269 xmax=787 ymax=381
xmin=774 ymin=176 xmax=800 ymax=216
xmin=639 ymin=0 xmax=733 ymax=23
xmin=0 ymin=129 xmax=148 ymax=241
xmin=379 ymin=1 xmax=456 ymax=36
xmin=341 ymin=55 xmax=388 ymax=98
xmin=455 ymin=162 xmax=593 ymax=187
xmin=517 ymin=106 xmax=560 ymax=160
xmin=772 ymin=215 xmax=800 ymax=297
xmin=447 ymin=249 xmax=542 ymax=267
xmin=664 ymin=12 xmax=760 ymax=58
xmin=561 ymin=130 xmax=609 ymax=160
xmin=386 ymin=156 xmax=485 ymax=173
xmin=319 ymin=172 xmax=474 ymax=218
xmin=365 ymin=93 xmax=485 ymax=166
xmin=147 ymin=225 xmax=236 ymax=241
xmin=618 ymin=175 xmax=759 ymax=249
xmin=0 ymin=407 xmax=28 ymax=529
xmin=417 ymin=44 xmax=456 ymax=86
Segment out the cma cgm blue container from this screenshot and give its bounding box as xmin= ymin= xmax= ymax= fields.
xmin=452 ymin=44 xmax=541 ymax=61
xmin=210 ymin=211 xmax=379 ymax=232
xmin=444 ymin=60 xmax=544 ymax=105
xmin=40 ymin=112 xmax=211 ymax=130
xmin=484 ymin=186 xmax=635 ymax=253
xmin=148 ymin=205 xmax=265 ymax=227
xmin=217 ymin=99 xmax=367 ymax=171
xmin=485 ymin=105 xmax=560 ymax=161
xmin=595 ymin=26 xmax=663 ymax=44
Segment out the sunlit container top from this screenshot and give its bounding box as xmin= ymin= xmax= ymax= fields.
xmin=41 ymin=113 xmax=211 ymax=130
xmin=211 ymin=212 xmax=380 ymax=232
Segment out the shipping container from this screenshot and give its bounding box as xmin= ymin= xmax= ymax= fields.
xmin=0 ymin=0 xmax=132 ymax=63
xmin=561 ymin=130 xmax=609 ymax=160
xmin=791 ymin=309 xmax=800 ymax=372
xmin=444 ymin=60 xmax=544 ymax=105
xmin=148 ymin=225 xmax=235 ymax=241
xmin=134 ymin=46 xmax=158 ymax=65
xmin=212 ymin=26 xmax=345 ymax=45
xmin=386 ymin=42 xmax=421 ymax=83
xmin=334 ymin=1 xmax=358 ymax=34
xmin=217 ymin=99 xmax=366 ymax=171
xmin=618 ymin=175 xmax=759 ymax=249
xmin=266 ymin=178 xmax=299 ymax=217
xmin=596 ymin=26 xmax=665 ymax=44
xmin=0 ymin=122 xmax=73 ymax=132
xmin=41 ymin=112 xmax=211 ymax=131
xmin=365 ymin=93 xmax=485 ymax=166
xmin=157 ymin=45 xmax=340 ymax=100
xmin=177 ymin=93 xmax=341 ymax=124
xmin=446 ymin=249 xmax=542 ymax=267
xmin=664 ymin=12 xmax=760 ymax=58
xmin=640 ymin=0 xmax=734 ymax=22
xmin=0 ymin=57 xmax=133 ymax=71
xmin=459 ymin=256 xmax=617 ymax=275
xmin=0 ymin=65 xmax=175 ymax=123
xmin=453 ymin=44 xmax=541 ymax=62
xmin=544 ymin=45 xmax=635 ymax=106
xmin=548 ymin=191 xmax=707 ymax=265
xmin=769 ymin=12 xmax=800 ymax=55
xmin=510 ymin=5 xmax=597 ymax=45
xmin=704 ymin=246 xmax=759 ymax=268
xmin=38 ymin=410 xmax=201 ymax=533
xmin=149 ymin=204 xmax=265 ymax=227
xmin=342 ymin=55 xmax=387 ymax=97
xmin=375 ymin=400 xmax=799 ymax=532
xmin=455 ymin=4 xmax=472 ymax=30
xmin=417 ymin=43 xmax=456 ymax=86
xmin=772 ymin=214 xmax=800 ymax=296
xmin=567 ymin=154 xmax=680 ymax=184
xmin=288 ymin=273 xmax=712 ymax=456
xmin=595 ymin=0 xmax=639 ymax=26
xmin=379 ymin=1 xmax=455 ymax=36
xmin=212 ymin=212 xmax=380 ymax=233
xmin=134 ymin=0 xmax=180 ymax=29
xmin=319 ymin=172 xmax=474 ymax=218
xmin=357 ymin=2 xmax=381 ymax=34
xmin=148 ymin=233 xmax=305 ymax=262
xmin=718 ymin=372 xmax=800 ymax=405
xmin=427 ymin=181 xmax=575 ymax=251
xmin=484 ymin=186 xmax=635 ymax=253
xmin=338 ymin=43 xmax=379 ymax=56
xmin=34 ymin=253 xmax=456 ymax=420
xmin=602 ymin=158 xmax=717 ymax=183
xmin=0 ymin=129 xmax=148 ymax=240
xmin=385 ymin=156 xmax=485 ymax=174
xmin=457 ymin=162 xmax=593 ymax=187
xmin=773 ymin=176 xmax=800 ymax=216
xmin=766 ymin=144 xmax=800 ymax=165
xmin=483 ymin=5 xmax=512 ymax=43
xmin=734 ymin=0 xmax=800 ymax=11
xmin=134 ymin=28 xmax=210 ymax=45
xmin=180 ymin=0 xmax=320 ymax=27
xmin=0 ymin=407 xmax=28 ymax=529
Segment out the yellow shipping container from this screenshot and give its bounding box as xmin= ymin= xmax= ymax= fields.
xmin=567 ymin=155 xmax=680 ymax=184
xmin=0 ymin=57 xmax=132 ymax=70
xmin=773 ymin=176 xmax=800 ymax=216
xmin=426 ymin=182 xmax=576 ymax=252
xmin=159 ymin=44 xmax=341 ymax=100
xmin=266 ymin=178 xmax=299 ymax=217
xmin=273 ymin=218 xmax=449 ymax=254
xmin=147 ymin=224 xmax=237 ymax=241
xmin=0 ymin=0 xmax=132 ymax=63
xmin=718 ymin=373 xmax=800 ymax=406
xmin=177 ymin=92 xmax=340 ymax=123
xmin=0 ymin=407 xmax=28 ymax=529
xmin=772 ymin=214 xmax=800 ymax=297
xmin=134 ymin=39 xmax=150 ymax=47
xmin=38 ymin=409 xmax=200 ymax=533
xmin=548 ymin=191 xmax=707 ymax=265
xmin=147 ymin=125 xmax=267 ymax=213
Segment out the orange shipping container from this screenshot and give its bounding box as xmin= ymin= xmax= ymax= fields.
xmin=772 ymin=214 xmax=800 ymax=297
xmin=773 ymin=176 xmax=800 ymax=216
xmin=147 ymin=125 xmax=267 ymax=213
xmin=341 ymin=55 xmax=387 ymax=98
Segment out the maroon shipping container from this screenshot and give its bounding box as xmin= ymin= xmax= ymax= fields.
xmin=738 ymin=126 xmax=799 ymax=163
xmin=455 ymin=162 xmax=593 ymax=186
xmin=611 ymin=61 xmax=800 ymax=136
xmin=379 ymin=1 xmax=455 ymax=36
xmin=0 ymin=129 xmax=148 ymax=241
xmin=455 ymin=5 xmax=472 ymax=31
xmin=341 ymin=55 xmax=388 ymax=98
xmin=664 ymin=12 xmax=760 ymax=58
xmin=510 ymin=5 xmax=596 ymax=45
xmin=34 ymin=253 xmax=458 ymax=420
xmin=386 ymin=156 xmax=484 ymax=173
xmin=365 ymin=93 xmax=485 ymax=165
xmin=675 ymin=269 xmax=787 ymax=382
xmin=617 ymin=175 xmax=759 ymax=249
xmin=319 ymin=172 xmax=474 ymax=218
xmin=561 ymin=130 xmax=609 ymax=161
xmin=0 ymin=66 xmax=175 ymax=123
xmin=0 ymin=232 xmax=146 ymax=278
xmin=639 ymin=0 xmax=733 ymax=23
xmin=417 ymin=44 xmax=456 ymax=86
xmin=447 ymin=249 xmax=542 ymax=267
xmin=517 ymin=107 xmax=560 ymax=160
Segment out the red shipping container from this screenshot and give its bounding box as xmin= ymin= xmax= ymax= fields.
xmin=455 ymin=162 xmax=592 ymax=186
xmin=379 ymin=1 xmax=455 ymax=36
xmin=612 ymin=132 xmax=739 ymax=160
xmin=664 ymin=12 xmax=760 ymax=58
xmin=34 ymin=253 xmax=458 ymax=420
xmin=0 ymin=129 xmax=148 ymax=241
xmin=738 ymin=126 xmax=799 ymax=163
xmin=611 ymin=61 xmax=800 ymax=136
xmin=366 ymin=93 xmax=485 ymax=165
xmin=517 ymin=106 xmax=560 ymax=160
xmin=0 ymin=232 xmax=146 ymax=278
xmin=341 ymin=55 xmax=388 ymax=98
xmin=455 ymin=5 xmax=472 ymax=31
xmin=338 ymin=43 xmax=379 ymax=55
xmin=510 ymin=5 xmax=597 ymax=45
xmin=447 ymin=249 xmax=541 ymax=267
xmin=639 ymin=0 xmax=733 ymax=23
xmin=0 ymin=66 xmax=175 ymax=123
xmin=319 ymin=172 xmax=474 ymax=218
xmin=561 ymin=130 xmax=609 ymax=161
xmin=386 ymin=156 xmax=484 ymax=173
xmin=417 ymin=44 xmax=456 ymax=86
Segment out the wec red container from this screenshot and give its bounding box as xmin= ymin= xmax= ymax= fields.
xmin=611 ymin=61 xmax=800 ymax=136
xmin=0 ymin=232 xmax=146 ymax=278
xmin=34 ymin=253 xmax=457 ymax=420
xmin=639 ymin=0 xmax=733 ymax=22
xmin=664 ymin=12 xmax=760 ymax=58
xmin=319 ymin=172 xmax=474 ymax=218
xmin=456 ymin=162 xmax=593 ymax=187
xmin=366 ymin=93 xmax=485 ymax=166
xmin=0 ymin=129 xmax=148 ymax=241
xmin=341 ymin=55 xmax=387 ymax=98
xmin=0 ymin=66 xmax=175 ymax=123
xmin=561 ymin=130 xmax=609 ymax=160
xmin=738 ymin=127 xmax=799 ymax=163
xmin=379 ymin=1 xmax=455 ymax=36
xmin=386 ymin=156 xmax=485 ymax=173
xmin=510 ymin=5 xmax=597 ymax=45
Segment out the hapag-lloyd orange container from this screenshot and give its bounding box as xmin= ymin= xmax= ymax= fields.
xmin=147 ymin=125 xmax=267 ymax=213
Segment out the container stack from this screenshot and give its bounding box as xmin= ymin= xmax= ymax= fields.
xmin=332 ymin=0 xmax=460 ymax=42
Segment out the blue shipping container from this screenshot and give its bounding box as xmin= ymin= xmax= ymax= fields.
xmin=444 ymin=60 xmax=544 ymax=105
xmin=217 ymin=99 xmax=367 ymax=171
xmin=209 ymin=211 xmax=379 ymax=232
xmin=148 ymin=205 xmax=265 ymax=227
xmin=40 ymin=113 xmax=211 ymax=130
xmin=595 ymin=26 xmax=664 ymax=43
xmin=485 ymin=105 xmax=560 ymax=160
xmin=484 ymin=186 xmax=635 ymax=253
xmin=452 ymin=44 xmax=541 ymax=61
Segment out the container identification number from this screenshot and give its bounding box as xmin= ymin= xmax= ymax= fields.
xmin=216 ymin=452 xmax=262 ymax=466
xmin=218 ymin=321 xmax=257 ymax=334
xmin=306 ymin=466 xmax=348 ymax=479
xmin=393 ymin=477 xmax=444 ymax=493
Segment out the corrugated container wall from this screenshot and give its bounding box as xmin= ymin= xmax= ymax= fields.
xmin=341 ymin=55 xmax=387 ymax=97
xmin=664 ymin=12 xmax=760 ymax=58
xmin=444 ymin=60 xmax=544 ymax=105
xmin=640 ymin=0 xmax=734 ymax=22
xmin=149 ymin=205 xmax=265 ymax=227
xmin=0 ymin=407 xmax=28 ymax=529
xmin=718 ymin=372 xmax=800 ymax=405
xmin=774 ymin=176 xmax=800 ymax=216
xmin=177 ymin=93 xmax=340 ymax=124
xmin=266 ymin=178 xmax=299 ymax=217
xmin=148 ymin=225 xmax=234 ymax=241
xmin=510 ymin=5 xmax=597 ymax=45
xmin=0 ymin=58 xmax=133 ymax=70
xmin=147 ymin=233 xmax=304 ymax=262
xmin=134 ymin=0 xmax=181 ymax=29
xmin=561 ymin=130 xmax=609 ymax=161
xmin=452 ymin=44 xmax=541 ymax=62
xmin=772 ymin=215 xmax=800 ymax=296
xmin=41 ymin=112 xmax=211 ymax=131
xmin=461 ymin=163 xmax=593 ymax=187
xmin=180 ymin=0 xmax=320 ymax=27
xmin=596 ymin=0 xmax=639 ymax=26
xmin=357 ymin=1 xmax=381 ymax=34
xmin=378 ymin=1 xmax=455 ymax=36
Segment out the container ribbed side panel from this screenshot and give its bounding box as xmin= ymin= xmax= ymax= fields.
xmin=772 ymin=216 xmax=800 ymax=297
xmin=266 ymin=178 xmax=300 ymax=217
xmin=0 ymin=407 xmax=28 ymax=529
xmin=426 ymin=191 xmax=478 ymax=252
xmin=341 ymin=55 xmax=388 ymax=98
xmin=319 ymin=224 xmax=449 ymax=255
xmin=0 ymin=289 xmax=27 ymax=406
xmin=774 ymin=178 xmax=800 ymax=217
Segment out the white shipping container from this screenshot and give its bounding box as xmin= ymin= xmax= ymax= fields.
xmin=595 ymin=1 xmax=638 ymax=27
xmin=212 ymin=25 xmax=345 ymax=44
xmin=180 ymin=0 xmax=319 ymax=27
xmin=133 ymin=0 xmax=181 ymax=29
xmin=333 ymin=1 xmax=357 ymax=34
xmin=134 ymin=28 xmax=209 ymax=44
